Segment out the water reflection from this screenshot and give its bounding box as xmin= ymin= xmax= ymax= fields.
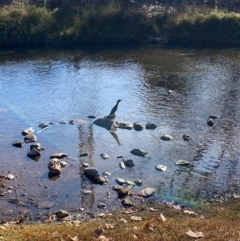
xmin=0 ymin=47 xmax=240 ymax=217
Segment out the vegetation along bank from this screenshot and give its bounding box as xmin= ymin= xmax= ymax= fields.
xmin=1 ymin=1 xmax=240 ymax=48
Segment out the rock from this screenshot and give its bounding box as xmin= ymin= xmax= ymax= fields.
xmin=50 ymin=152 xmax=68 ymax=159
xmin=117 ymin=155 xmax=124 ymax=158
xmin=48 ymin=158 xmax=62 ymax=175
xmin=6 ymin=174 xmax=15 ymax=180
xmin=168 ymin=89 xmax=173 ymax=94
xmin=138 ymin=188 xmax=155 ymax=198
xmin=123 ymin=159 xmax=135 ymax=167
xmin=145 ymin=123 xmax=157 ymax=130
xmin=133 ymin=122 xmax=144 ymax=131
xmin=160 ymin=134 xmax=173 ymax=141
xmin=207 ymin=118 xmax=215 ymax=126
xmin=121 ymin=198 xmax=133 ymax=207
xmin=88 ymin=115 xmax=96 ymax=119
xmin=119 ymin=162 xmax=126 ymax=169
xmin=84 ymin=168 xmax=99 ymax=177
xmin=101 ymin=153 xmax=109 ymax=159
xmin=112 ymin=185 xmax=122 ymax=191
xmin=27 ymin=148 xmax=41 ymax=158
xmin=95 ymin=175 xmax=107 ymax=184
xmin=102 ymin=171 xmax=111 ymax=177
xmin=209 ymin=115 xmax=219 ymax=119
xmin=98 ymin=202 xmax=106 ymax=208
xmin=60 ymin=161 xmax=68 ymax=168
xmin=82 ymin=163 xmax=89 ymax=168
xmin=116 ymin=178 xmax=126 ymax=185
xmin=118 ymin=187 xmax=130 ymax=198
xmin=116 ymin=121 xmax=133 ymax=130
xmin=130 ymin=149 xmax=148 ymax=157
xmin=59 ymin=121 xmax=67 ymax=124
xmin=80 ymin=153 xmax=88 ymax=157
xmin=126 ymin=180 xmax=135 ymax=186
xmin=30 ymin=143 xmax=45 ymax=151
xmin=12 ymin=140 xmax=24 ymax=148
xmin=69 ymin=120 xmax=75 ymax=125
xmin=82 ymin=189 xmax=92 ymax=194
xmin=54 ymin=210 xmax=70 ymax=219
xmin=38 ymin=123 xmax=48 ymax=129
xmin=24 ymin=133 xmax=37 ymax=143
xmin=22 ymin=127 xmax=35 ymax=136
xmin=135 ymin=180 xmax=142 ymax=186
xmin=93 ymin=116 xmax=117 ymax=131
xmin=176 ymin=160 xmax=192 ymax=166
xmin=155 ymin=164 xmax=167 ymax=172
xmin=183 ymin=134 xmax=192 ymax=141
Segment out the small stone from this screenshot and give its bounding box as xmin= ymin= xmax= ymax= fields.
xmin=98 ymin=202 xmax=106 ymax=208
xmin=87 ymin=115 xmax=96 ymax=119
xmin=30 ymin=143 xmax=45 ymax=151
xmin=130 ymin=149 xmax=148 ymax=157
xmin=155 ymin=164 xmax=167 ymax=172
xmin=116 ymin=121 xmax=133 ymax=130
xmin=80 ymin=153 xmax=88 ymax=157
xmin=145 ymin=123 xmax=157 ymax=130
xmin=22 ymin=127 xmax=35 ymax=136
xmin=123 ymin=159 xmax=135 ymax=167
xmin=209 ymin=115 xmax=219 ymax=119
xmin=138 ymin=188 xmax=155 ymax=198
xmin=101 ymin=153 xmax=109 ymax=159
xmin=117 ymin=155 xmax=124 ymax=158
xmin=59 ymin=121 xmax=67 ymax=124
xmin=82 ymin=189 xmax=92 ymax=194
xmin=119 ymin=162 xmax=126 ymax=169
xmin=50 ymin=152 xmax=68 ymax=159
xmin=183 ymin=134 xmax=192 ymax=141
xmin=82 ymin=163 xmax=89 ymax=168
xmin=160 ymin=134 xmax=173 ymax=141
xmin=95 ymin=175 xmax=107 ymax=184
xmin=121 ymin=198 xmax=133 ymax=207
xmin=112 ymin=185 xmax=122 ymax=191
xmin=133 ymin=122 xmax=144 ymax=131
xmin=69 ymin=120 xmax=75 ymax=125
xmin=12 ymin=140 xmax=24 ymax=148
xmin=27 ymin=148 xmax=41 ymax=158
xmin=207 ymin=118 xmax=215 ymax=127
xmin=116 ymin=178 xmax=126 ymax=185
xmin=84 ymin=168 xmax=99 ymax=177
xmin=54 ymin=210 xmax=70 ymax=219
xmin=126 ymin=180 xmax=135 ymax=186
xmin=24 ymin=133 xmax=37 ymax=143
xmin=38 ymin=123 xmax=48 ymax=129
xmin=118 ymin=187 xmax=130 ymax=198
xmin=135 ymin=180 xmax=142 ymax=186
xmin=176 ymin=160 xmax=192 ymax=166
xmin=60 ymin=161 xmax=68 ymax=168
xmin=6 ymin=174 xmax=15 ymax=180
xmin=48 ymin=158 xmax=62 ymax=175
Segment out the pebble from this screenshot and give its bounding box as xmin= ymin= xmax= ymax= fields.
xmin=138 ymin=188 xmax=155 ymax=198
xmin=176 ymin=160 xmax=192 ymax=166
xmin=155 ymin=164 xmax=167 ymax=172
xmin=130 ymin=149 xmax=148 ymax=157
xmin=101 ymin=153 xmax=109 ymax=159
xmin=145 ymin=123 xmax=157 ymax=130
xmin=115 ymin=178 xmax=126 ymax=185
xmin=160 ymin=134 xmax=173 ymax=141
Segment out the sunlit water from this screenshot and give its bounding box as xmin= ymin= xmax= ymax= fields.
xmin=0 ymin=46 xmax=240 ymax=218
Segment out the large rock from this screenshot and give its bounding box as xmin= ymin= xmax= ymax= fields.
xmin=116 ymin=121 xmax=133 ymax=130
xmin=130 ymin=149 xmax=148 ymax=157
xmin=138 ymin=188 xmax=155 ymax=198
xmin=93 ymin=116 xmax=117 ymax=132
xmin=133 ymin=122 xmax=144 ymax=131
xmin=48 ymin=158 xmax=62 ymax=175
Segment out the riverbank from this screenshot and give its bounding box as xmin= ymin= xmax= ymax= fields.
xmin=0 ymin=199 xmax=239 ymax=241
xmin=1 ymin=2 xmax=240 ymax=49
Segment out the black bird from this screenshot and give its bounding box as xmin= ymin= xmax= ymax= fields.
xmin=108 ymin=99 xmax=122 ymax=117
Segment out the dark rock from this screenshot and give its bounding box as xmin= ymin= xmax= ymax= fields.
xmin=38 ymin=123 xmax=48 ymax=129
xmin=116 ymin=121 xmax=133 ymax=130
xmin=50 ymin=152 xmax=68 ymax=159
xmin=93 ymin=116 xmax=117 ymax=131
xmin=123 ymin=159 xmax=135 ymax=167
xmin=135 ymin=180 xmax=142 ymax=186
xmin=59 ymin=121 xmax=67 ymax=124
xmin=207 ymin=118 xmax=215 ymax=126
xmin=98 ymin=202 xmax=106 ymax=208
xmin=183 ymin=134 xmax=192 ymax=141
xmin=133 ymin=122 xmax=144 ymax=131
xmin=176 ymin=160 xmax=192 ymax=166
xmin=80 ymin=153 xmax=88 ymax=157
xmin=30 ymin=143 xmax=45 ymax=151
xmin=60 ymin=161 xmax=68 ymax=168
xmin=12 ymin=140 xmax=24 ymax=148
xmin=84 ymin=168 xmax=98 ymax=178
xmin=69 ymin=120 xmax=75 ymax=125
xmin=209 ymin=115 xmax=219 ymax=119
xmin=24 ymin=133 xmax=37 ymax=143
xmin=119 ymin=162 xmax=126 ymax=169
xmin=48 ymin=158 xmax=62 ymax=175
xmin=112 ymin=185 xmax=122 ymax=191
xmin=130 ymin=149 xmax=148 ymax=157
xmin=54 ymin=210 xmax=70 ymax=219
xmin=121 ymin=198 xmax=133 ymax=207
xmin=22 ymin=127 xmax=35 ymax=136
xmin=88 ymin=115 xmax=96 ymax=119
xmin=145 ymin=123 xmax=157 ymax=130
xmin=118 ymin=187 xmax=130 ymax=198
xmin=27 ymin=148 xmax=41 ymax=158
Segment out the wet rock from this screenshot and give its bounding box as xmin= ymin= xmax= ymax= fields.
xmin=59 ymin=121 xmax=67 ymax=124
xmin=98 ymin=202 xmax=106 ymax=208
xmin=54 ymin=210 xmax=70 ymax=219
xmin=95 ymin=175 xmax=107 ymax=184
xmin=176 ymin=160 xmax=192 ymax=166
xmin=88 ymin=115 xmax=96 ymax=119
xmin=183 ymin=134 xmax=192 ymax=141
xmin=130 ymin=149 xmax=148 ymax=157
xmin=133 ymin=122 xmax=144 ymax=131
xmin=82 ymin=163 xmax=89 ymax=168
xmin=155 ymin=164 xmax=167 ymax=172
xmin=69 ymin=120 xmax=75 ymax=125
xmin=0 ymin=190 xmax=5 ymax=196
xmin=82 ymin=189 xmax=92 ymax=194
xmin=119 ymin=162 xmax=126 ymax=169
xmin=60 ymin=161 xmax=68 ymax=168
xmin=93 ymin=116 xmax=117 ymax=131
xmin=139 ymin=187 xmax=155 ymax=198
xmin=116 ymin=178 xmax=126 ymax=185
xmin=22 ymin=127 xmax=35 ymax=136
xmin=123 ymin=159 xmax=135 ymax=167
xmin=121 ymin=198 xmax=133 ymax=207
xmin=48 ymin=158 xmax=62 ymax=175
xmin=30 ymin=143 xmax=45 ymax=151
xmin=84 ymin=168 xmax=99 ymax=177
xmin=126 ymin=180 xmax=135 ymax=186
xmin=160 ymin=134 xmax=173 ymax=141
xmin=27 ymin=148 xmax=41 ymax=158
xmin=135 ymin=180 xmax=142 ymax=186
xmin=80 ymin=153 xmax=88 ymax=157
xmin=38 ymin=123 xmax=48 ymax=129
xmin=24 ymin=133 xmax=37 ymax=143
xmin=6 ymin=174 xmax=15 ymax=180
xmin=50 ymin=152 xmax=68 ymax=159
xmin=101 ymin=153 xmax=109 ymax=159
xmin=12 ymin=140 xmax=24 ymax=148
xmin=102 ymin=171 xmax=111 ymax=177
xmin=209 ymin=115 xmax=219 ymax=119
xmin=116 ymin=121 xmax=133 ymax=130
xmin=117 ymin=155 xmax=124 ymax=158
xmin=207 ymin=118 xmax=215 ymax=127
xmin=118 ymin=187 xmax=130 ymax=198
xmin=112 ymin=185 xmax=122 ymax=191
xmin=145 ymin=123 xmax=157 ymax=130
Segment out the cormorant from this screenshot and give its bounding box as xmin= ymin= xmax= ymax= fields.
xmin=108 ymin=99 xmax=122 ymax=116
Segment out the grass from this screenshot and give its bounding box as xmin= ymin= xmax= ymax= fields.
xmin=0 ymin=200 xmax=239 ymax=241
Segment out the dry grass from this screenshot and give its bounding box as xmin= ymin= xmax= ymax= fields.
xmin=0 ymin=200 xmax=239 ymax=241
